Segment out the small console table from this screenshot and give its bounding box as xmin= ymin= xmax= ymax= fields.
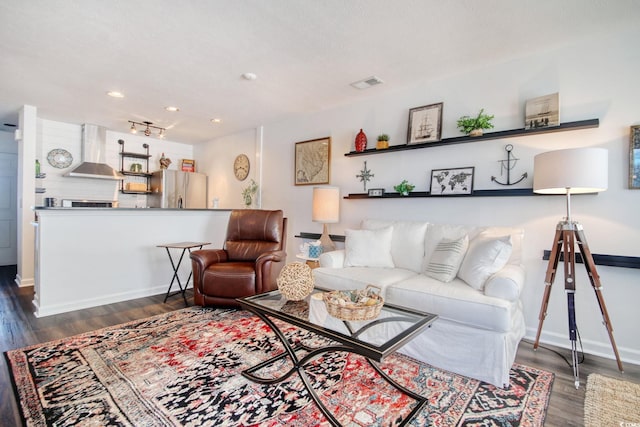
xmin=157 ymin=241 xmax=210 ymax=305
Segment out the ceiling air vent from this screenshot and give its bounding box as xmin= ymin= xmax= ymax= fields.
xmin=350 ymin=76 xmax=384 ymax=89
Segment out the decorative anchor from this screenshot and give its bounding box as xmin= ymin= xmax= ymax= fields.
xmin=356 ymin=161 xmax=374 ymax=191
xmin=491 ymin=144 xmax=528 ymax=186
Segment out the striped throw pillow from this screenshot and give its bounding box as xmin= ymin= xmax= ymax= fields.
xmin=425 ymin=235 xmax=469 ymax=282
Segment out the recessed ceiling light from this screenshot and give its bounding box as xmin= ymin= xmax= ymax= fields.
xmin=106 ymin=91 xmax=125 ymax=98
xmin=211 ymin=118 xmax=222 ymax=124
xmin=165 ymin=106 xmax=180 ymax=112
xmin=241 ymin=72 xmax=257 ymax=81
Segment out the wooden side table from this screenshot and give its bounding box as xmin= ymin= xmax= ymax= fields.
xmin=157 ymin=241 xmax=210 ymax=305
xmin=296 ymin=254 xmax=320 ymax=269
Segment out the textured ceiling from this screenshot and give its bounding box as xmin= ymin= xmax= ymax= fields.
xmin=0 ymin=0 xmax=637 ymax=143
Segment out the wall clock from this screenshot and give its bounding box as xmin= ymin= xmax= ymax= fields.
xmin=234 ymin=154 xmax=250 ymax=181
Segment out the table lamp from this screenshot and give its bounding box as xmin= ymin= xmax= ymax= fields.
xmin=532 ymin=147 xmax=622 ymax=388
xmin=312 ymin=186 xmax=340 ymax=252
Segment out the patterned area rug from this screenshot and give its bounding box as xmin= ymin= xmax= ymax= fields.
xmin=5 ymin=307 xmax=553 ymax=426
xmin=584 ymin=373 xmax=640 ymax=426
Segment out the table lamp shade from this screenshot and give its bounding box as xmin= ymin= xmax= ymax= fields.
xmin=533 ymin=148 xmax=608 ymax=194
xmin=312 ymin=186 xmax=340 ymax=223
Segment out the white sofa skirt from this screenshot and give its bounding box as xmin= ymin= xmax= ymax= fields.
xmin=395 ymin=311 xmax=526 ymax=388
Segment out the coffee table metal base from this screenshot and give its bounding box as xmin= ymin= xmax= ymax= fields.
xmin=241 ymin=308 xmax=428 ymax=427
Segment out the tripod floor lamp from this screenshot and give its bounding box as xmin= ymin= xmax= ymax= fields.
xmin=532 ymin=147 xmax=623 ymax=388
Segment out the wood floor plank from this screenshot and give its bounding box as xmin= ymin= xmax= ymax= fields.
xmin=1 ymin=265 xmax=638 ymax=425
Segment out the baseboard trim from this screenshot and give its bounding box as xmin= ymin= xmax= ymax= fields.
xmin=32 ymin=285 xmax=186 ymax=318
xmin=524 ymin=327 xmax=640 ymax=366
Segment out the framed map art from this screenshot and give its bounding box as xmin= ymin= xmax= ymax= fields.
xmin=430 ymin=167 xmax=474 ymax=195
xmin=294 ymin=137 xmax=331 ymax=185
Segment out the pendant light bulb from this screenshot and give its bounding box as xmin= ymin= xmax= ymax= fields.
xmin=144 ymin=125 xmax=151 ymax=137
xmin=130 ymin=122 xmax=137 ymax=134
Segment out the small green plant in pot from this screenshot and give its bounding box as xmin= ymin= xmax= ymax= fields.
xmin=393 ymin=179 xmax=415 ymax=196
xmin=457 ymin=109 xmax=494 ymax=136
xmin=376 ymin=134 xmax=389 ymax=150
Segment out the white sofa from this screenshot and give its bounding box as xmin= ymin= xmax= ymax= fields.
xmin=313 ymin=219 xmax=526 ymax=387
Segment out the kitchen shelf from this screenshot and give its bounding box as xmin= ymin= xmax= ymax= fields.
xmin=35 ymin=173 xmax=46 ymax=194
xmin=119 ymin=151 xmax=151 ymax=159
xmin=120 ymin=171 xmax=153 ymax=177
xmin=118 ymin=140 xmax=151 ymax=194
xmin=344 ymin=119 xmax=599 ymax=157
xmin=120 ymin=190 xmax=153 ymax=195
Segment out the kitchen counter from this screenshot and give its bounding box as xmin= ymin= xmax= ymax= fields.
xmin=32 ymin=208 xmax=231 ymax=317
xmin=34 ymin=207 xmax=231 ymax=211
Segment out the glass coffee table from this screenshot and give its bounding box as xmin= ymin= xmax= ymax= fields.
xmin=237 ymin=288 xmax=437 ymax=426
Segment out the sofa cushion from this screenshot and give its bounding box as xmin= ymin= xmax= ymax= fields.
xmin=361 ymin=219 xmax=429 ymax=273
xmin=424 ymin=235 xmax=469 ymax=282
xmin=344 ymin=226 xmax=394 ymax=268
xmin=385 ymin=275 xmax=519 ymax=332
xmin=458 ymin=235 xmax=512 ymax=290
xmin=483 ymin=264 xmax=525 ymax=301
xmin=313 ymin=266 xmax=418 ymax=298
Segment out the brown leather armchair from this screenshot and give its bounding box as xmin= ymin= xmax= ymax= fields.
xmin=190 ymin=209 xmax=287 ymax=307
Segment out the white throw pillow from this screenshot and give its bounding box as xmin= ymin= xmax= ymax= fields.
xmin=362 ymin=219 xmax=429 ymax=272
xmin=424 ymin=235 xmax=469 ymax=282
xmin=458 ymin=235 xmax=513 ymax=291
xmin=344 ymin=227 xmax=395 ymax=268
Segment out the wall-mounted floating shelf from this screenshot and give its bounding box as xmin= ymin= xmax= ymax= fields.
xmin=296 ymin=232 xmax=346 ymax=243
xmin=344 ymin=119 xmax=599 ymax=157
xmin=344 ymin=188 xmax=538 ymax=199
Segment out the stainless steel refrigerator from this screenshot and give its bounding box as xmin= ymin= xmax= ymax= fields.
xmin=148 ymin=170 xmax=208 ymax=208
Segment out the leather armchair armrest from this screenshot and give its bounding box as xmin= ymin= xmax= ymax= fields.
xmin=255 ymin=250 xmax=287 ymax=294
xmin=190 ymin=249 xmax=228 ymax=272
xmin=190 ymin=249 xmax=229 ymax=305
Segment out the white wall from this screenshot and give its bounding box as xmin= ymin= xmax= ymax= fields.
xmin=202 ymin=28 xmax=640 ymax=364
xmin=0 ymin=130 xmax=17 ymax=153
xmin=194 ymin=127 xmax=259 ymax=209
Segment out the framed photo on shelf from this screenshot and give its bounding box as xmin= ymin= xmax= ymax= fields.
xmin=407 ymin=102 xmax=443 ymax=144
xmin=525 ymin=93 xmax=559 ymax=129
xmin=294 ymin=137 xmax=331 ymax=185
xmin=181 ymin=159 xmax=195 ymax=172
xmin=630 ymin=125 xmax=640 ymax=189
xmin=430 ymin=166 xmax=474 ymax=195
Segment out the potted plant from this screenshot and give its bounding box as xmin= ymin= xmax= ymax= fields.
xmin=376 ymin=134 xmax=389 ymax=150
xmin=241 ymin=179 xmax=258 ymax=207
xmin=457 ymin=109 xmax=494 ymax=136
xmin=393 ymin=179 xmax=415 ymax=196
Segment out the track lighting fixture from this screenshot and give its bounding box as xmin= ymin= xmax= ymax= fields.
xmin=128 ymin=120 xmax=166 ymax=139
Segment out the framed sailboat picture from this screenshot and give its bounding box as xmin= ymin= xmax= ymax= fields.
xmin=407 ymin=102 xmax=443 ymax=144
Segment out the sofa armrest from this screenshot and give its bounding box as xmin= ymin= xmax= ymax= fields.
xmin=319 ymin=249 xmax=345 ymax=268
xmin=483 ymin=264 xmax=525 ymax=302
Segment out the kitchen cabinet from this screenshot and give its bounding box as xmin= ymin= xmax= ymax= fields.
xmin=118 ymin=140 xmax=152 ymax=194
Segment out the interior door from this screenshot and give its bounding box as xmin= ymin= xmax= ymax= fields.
xmin=0 ymin=153 xmax=18 ymax=266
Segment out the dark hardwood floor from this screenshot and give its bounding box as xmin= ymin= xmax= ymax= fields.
xmin=1 ymin=265 xmax=638 ymax=426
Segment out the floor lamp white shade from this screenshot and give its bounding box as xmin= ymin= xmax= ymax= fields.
xmin=533 ymin=147 xmax=608 ymax=223
xmin=312 ymin=186 xmax=340 ymax=252
xmin=533 ymin=147 xmax=608 ymax=194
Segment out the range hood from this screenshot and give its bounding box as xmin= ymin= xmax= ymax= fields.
xmin=65 ymin=124 xmax=123 ymax=180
